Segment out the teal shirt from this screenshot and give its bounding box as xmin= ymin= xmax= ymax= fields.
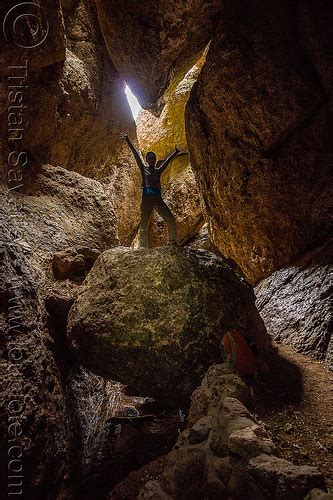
xmin=143 ymin=187 xmax=161 ymax=195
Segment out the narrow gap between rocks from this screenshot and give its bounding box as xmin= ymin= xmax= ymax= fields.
xmin=124 ymin=84 xmax=142 ymax=121
xmin=123 ymin=49 xmax=208 ymax=249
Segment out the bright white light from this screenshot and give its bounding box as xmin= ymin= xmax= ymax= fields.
xmin=125 ymin=84 xmax=142 ymax=121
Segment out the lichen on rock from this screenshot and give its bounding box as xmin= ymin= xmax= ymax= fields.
xmin=67 ymin=246 xmax=271 ymax=405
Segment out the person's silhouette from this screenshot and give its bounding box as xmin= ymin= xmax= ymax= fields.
xmin=122 ymin=133 xmax=182 ymax=248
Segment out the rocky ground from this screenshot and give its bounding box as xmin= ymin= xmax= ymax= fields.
xmin=255 ymin=344 xmax=333 ymax=489
xmin=107 ymin=343 xmax=333 ymax=499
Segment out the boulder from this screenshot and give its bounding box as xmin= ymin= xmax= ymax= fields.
xmin=52 ymin=247 xmax=101 ymax=282
xmin=7 ymin=164 xmax=118 ymax=263
xmin=244 ymin=454 xmax=326 ymax=500
xmin=95 ymin=0 xmax=222 ymax=111
xmin=256 ymin=238 xmax=332 ymax=366
xmin=187 ymin=364 xmax=250 ymax=426
xmin=186 ymin=0 xmax=333 ymax=283
xmin=107 ymin=456 xmax=168 ymax=499
xmin=139 ymin=450 xmax=232 ymax=500
xmin=188 ymin=416 xmax=213 ymax=445
xmin=210 ymin=397 xmax=275 ymax=458
xmin=67 ymin=246 xmax=271 ymax=405
xmin=140 ymin=448 xmax=208 ymax=500
xmin=306 ymin=490 xmax=333 ymax=500
xmin=139 ymin=480 xmax=172 ymax=500
xmin=227 ymin=426 xmax=274 ymax=459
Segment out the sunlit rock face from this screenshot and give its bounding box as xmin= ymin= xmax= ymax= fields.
xmin=59 ymin=1 xmax=142 ymax=244
xmin=2 ymin=0 xmax=131 ymax=173
xmin=186 ymin=0 xmax=333 ymax=283
xmin=2 ymin=0 xmax=142 ymax=244
xmin=95 ymin=0 xmax=222 ymax=112
xmin=137 ymin=57 xmax=206 ymax=246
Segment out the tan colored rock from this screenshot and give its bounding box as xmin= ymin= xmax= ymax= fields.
xmin=244 ymin=454 xmax=326 ymax=500
xmin=186 ymin=1 xmax=333 ymax=283
xmin=1 ymin=0 xmax=65 ymax=165
xmin=227 ymin=426 xmax=274 ymax=458
xmin=210 ymin=397 xmax=270 ymax=457
xmin=48 ymin=0 xmax=142 ymax=243
xmin=138 ymin=386 xmax=320 ymax=499
xmin=1 ymin=0 xmax=141 ymax=244
xmin=45 ymin=279 xmax=80 ymax=325
xmin=6 ymin=163 xmax=119 ymax=263
xmin=138 ymin=391 xmax=324 ymax=499
xmin=95 ymin=0 xmax=222 ymax=112
xmin=136 ymin=57 xmax=206 ymax=246
xmin=103 ymin=162 xmax=141 ymax=245
xmin=188 ymin=416 xmax=213 ymax=444
xmin=52 ymin=247 xmax=101 ymax=281
xmin=61 ymin=1 xmax=142 ymax=244
xmin=187 ymin=364 xmax=250 ymax=426
xmin=2 ymin=0 xmax=135 ymax=176
xmin=306 ymin=489 xmax=333 ymax=500
xmin=137 ymin=57 xmax=205 ymax=159
xmin=1 ymin=0 xmax=66 ymax=70
xmin=157 ymin=448 xmax=208 ymax=498
xmin=138 ymin=481 xmax=171 ymax=500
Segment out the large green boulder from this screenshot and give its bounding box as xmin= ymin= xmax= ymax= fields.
xmin=67 ymin=246 xmax=271 ymax=405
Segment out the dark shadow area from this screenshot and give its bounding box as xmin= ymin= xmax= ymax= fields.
xmin=72 ymin=409 xmax=182 ymax=500
xmin=255 ymin=349 xmax=304 ymax=411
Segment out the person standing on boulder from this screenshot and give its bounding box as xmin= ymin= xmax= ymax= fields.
xmin=122 ymin=133 xmax=182 ymax=248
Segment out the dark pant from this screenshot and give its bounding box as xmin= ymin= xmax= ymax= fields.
xmin=139 ymin=194 xmax=177 ymax=248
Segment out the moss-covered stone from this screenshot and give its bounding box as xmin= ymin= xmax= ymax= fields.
xmin=67 ymin=246 xmax=271 ymax=406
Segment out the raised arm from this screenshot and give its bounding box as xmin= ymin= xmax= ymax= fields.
xmin=122 ymin=133 xmax=144 ymax=173
xmin=157 ymin=147 xmax=180 ymax=174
